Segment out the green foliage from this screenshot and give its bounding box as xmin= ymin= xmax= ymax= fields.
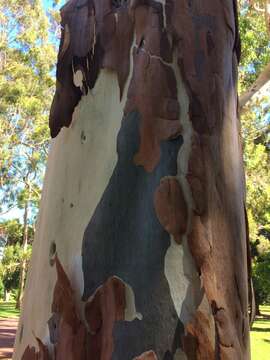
xmin=0 ymin=219 xmax=34 ymax=245
xmin=253 ymin=252 xmax=270 ymax=305
xmin=238 ymin=1 xmax=270 ymax=307
xmin=0 ymin=244 xmax=31 ymax=294
xmin=0 ymin=0 xmax=59 ymax=304
xmin=0 ymin=0 xmax=57 ymax=220
xmin=0 ymin=219 xmax=34 ymax=299
xmin=243 ymin=105 xmax=270 ymax=305
xmin=242 ymin=108 xmax=270 ymax=241
xmin=0 ymin=245 xmax=20 ymax=293
xmin=239 ymin=1 xmax=270 ymax=93
xmin=0 ymin=243 xmax=32 ymax=298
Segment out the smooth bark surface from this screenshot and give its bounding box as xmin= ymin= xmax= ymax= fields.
xmin=14 ymin=1 xmax=251 ymax=359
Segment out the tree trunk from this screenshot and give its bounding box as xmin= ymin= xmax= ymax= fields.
xmin=4 ymin=289 xmax=10 ymax=302
xmin=16 ymin=200 xmax=28 ymax=309
xmin=255 ymin=302 xmax=261 ymax=316
xmin=14 ymin=1 xmax=251 ymax=359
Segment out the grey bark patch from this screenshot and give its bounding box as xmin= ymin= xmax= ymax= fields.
xmin=48 ymin=313 xmax=60 ymax=345
xmin=49 ymin=242 xmax=57 ymax=257
xmin=82 ymin=111 xmax=184 ymax=357
xmin=80 ymin=130 xmax=87 ymax=144
xmin=19 ymin=324 xmax=23 ymax=343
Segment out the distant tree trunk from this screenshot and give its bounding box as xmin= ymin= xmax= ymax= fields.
xmin=16 ymin=200 xmax=28 ymax=309
xmin=14 ymin=1 xmax=251 ymax=359
xmin=255 ymin=303 xmax=261 ymax=316
xmin=4 ymin=289 xmax=10 ymax=302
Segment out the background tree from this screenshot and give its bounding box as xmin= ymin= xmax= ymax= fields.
xmin=0 ymin=219 xmax=34 ymax=301
xmin=0 ymin=0 xmax=57 ymax=308
xmin=0 ymin=219 xmax=34 ymax=246
xmin=238 ymin=0 xmax=270 ymax=313
xmin=239 ymin=0 xmax=270 ymax=106
xmin=0 ymin=243 xmax=32 ymax=301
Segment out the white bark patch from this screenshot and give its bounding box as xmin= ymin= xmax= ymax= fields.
xmin=13 ymin=69 xmax=126 ymax=359
xmin=164 ymin=237 xmax=192 ymax=317
xmin=164 ymin=52 xmax=200 ymax=325
xmin=123 ymin=280 xmax=143 ymax=321
xmin=121 ymin=33 xmax=136 ymax=105
xmin=73 ymin=69 xmax=84 ymax=90
xmin=70 ymin=254 xmax=85 ymax=320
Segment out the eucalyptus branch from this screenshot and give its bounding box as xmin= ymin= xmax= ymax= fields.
xmin=239 ymin=62 xmax=270 ymax=109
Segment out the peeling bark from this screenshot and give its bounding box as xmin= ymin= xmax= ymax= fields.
xmin=154 ymin=177 xmax=188 ymax=244
xmin=21 ymin=337 xmax=50 ymax=360
xmin=85 ymin=276 xmax=126 ymax=359
xmin=183 ymin=310 xmax=215 ymax=360
xmin=16 ymin=0 xmax=250 ymax=359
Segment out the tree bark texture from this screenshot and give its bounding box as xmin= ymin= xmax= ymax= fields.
xmin=14 ymin=1 xmax=251 ymax=359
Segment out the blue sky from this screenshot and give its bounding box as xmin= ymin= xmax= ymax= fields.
xmin=0 ymin=0 xmax=66 ymax=223
xmin=43 ymin=0 xmax=66 ymax=10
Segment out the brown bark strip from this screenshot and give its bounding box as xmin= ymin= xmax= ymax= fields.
xmin=100 ymin=6 xmax=134 ymax=99
xmin=114 ymin=0 xmax=181 ymax=173
xmin=35 ymin=338 xmax=51 ymax=360
xmin=50 ymin=255 xmax=87 ymax=360
xmin=166 ymin=0 xmax=250 ymax=358
xmin=21 ymin=337 xmax=50 ymax=360
xmin=154 ymin=177 xmax=188 ymax=243
xmin=22 ymin=257 xmax=128 ymax=359
xmin=21 ymin=254 xmax=142 ymax=358
xmin=85 ymin=276 xmax=126 ymax=360
xmin=21 ymin=346 xmax=36 ymax=360
xmin=183 ymin=310 xmax=215 ymax=360
xmin=187 ymin=133 xmax=206 ymax=216
xmin=124 ymin=49 xmax=181 ymax=172
xmin=51 ymin=254 xmax=79 ymax=329
xmin=21 ymin=256 xmax=87 ymax=360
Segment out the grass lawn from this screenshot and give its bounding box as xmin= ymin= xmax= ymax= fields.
xmin=251 ymin=305 xmax=270 ymax=359
xmin=0 ymin=302 xmax=20 ymax=319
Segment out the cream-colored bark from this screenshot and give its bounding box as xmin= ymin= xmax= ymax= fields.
xmin=13 ymin=70 xmax=125 ymax=359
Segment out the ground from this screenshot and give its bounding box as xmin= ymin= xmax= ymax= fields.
xmin=0 ymin=302 xmax=269 ymax=359
xmin=251 ymin=305 xmax=270 ymax=360
xmin=0 ymin=303 xmax=19 ymax=360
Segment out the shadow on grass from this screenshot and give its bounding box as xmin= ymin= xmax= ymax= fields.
xmin=0 ymin=303 xmax=16 ymax=308
xmin=251 ymin=327 xmax=270 ymax=332
xmin=257 ymin=314 xmax=270 ymax=320
xmin=0 ymin=302 xmax=20 ymax=319
xmin=263 ymin=339 xmax=270 ymax=344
